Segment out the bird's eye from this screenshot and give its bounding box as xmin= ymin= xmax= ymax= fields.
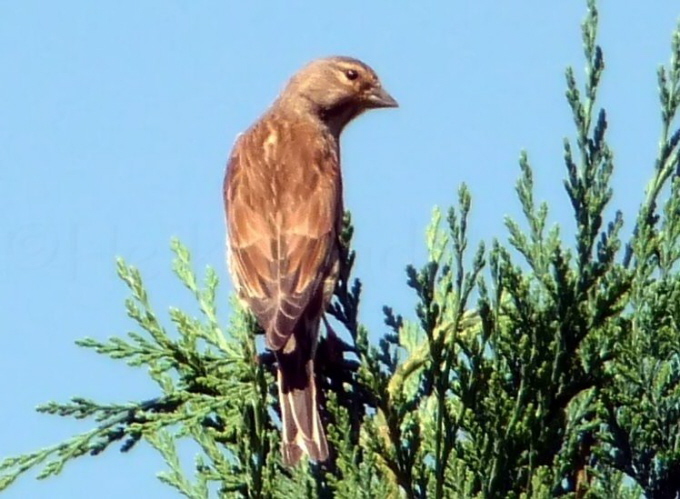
xmin=344 ymin=69 xmax=359 ymax=81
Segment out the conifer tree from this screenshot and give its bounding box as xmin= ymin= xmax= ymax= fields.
xmin=2 ymin=1 xmax=680 ymax=497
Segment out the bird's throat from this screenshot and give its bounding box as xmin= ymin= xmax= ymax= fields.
xmin=320 ymin=102 xmax=364 ymax=138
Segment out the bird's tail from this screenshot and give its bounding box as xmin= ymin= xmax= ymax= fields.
xmin=277 ymin=354 xmax=329 ymax=466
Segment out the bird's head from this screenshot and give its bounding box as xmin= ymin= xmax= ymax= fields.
xmin=279 ymin=56 xmax=397 ymax=134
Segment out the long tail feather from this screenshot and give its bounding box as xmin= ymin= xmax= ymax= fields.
xmin=277 ymin=358 xmax=328 ymax=466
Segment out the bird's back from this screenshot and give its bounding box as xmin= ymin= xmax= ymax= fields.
xmin=224 ymin=111 xmax=342 ymax=350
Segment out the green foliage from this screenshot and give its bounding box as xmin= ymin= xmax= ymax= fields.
xmin=2 ymin=1 xmax=680 ymax=497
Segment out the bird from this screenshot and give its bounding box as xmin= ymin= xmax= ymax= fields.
xmin=223 ymin=56 xmax=397 ymax=466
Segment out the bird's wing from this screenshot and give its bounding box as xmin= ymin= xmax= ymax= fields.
xmin=224 ymin=122 xmax=341 ymax=350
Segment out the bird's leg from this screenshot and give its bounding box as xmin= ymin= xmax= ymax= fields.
xmin=256 ymin=351 xmax=277 ymax=376
xmin=316 ymin=316 xmax=363 ymax=401
xmin=322 ymin=315 xmax=357 ymax=355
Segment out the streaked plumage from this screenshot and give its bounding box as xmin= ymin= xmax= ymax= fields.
xmin=224 ymin=56 xmax=397 ymax=466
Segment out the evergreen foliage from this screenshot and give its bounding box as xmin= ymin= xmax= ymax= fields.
xmin=2 ymin=1 xmax=680 ymax=497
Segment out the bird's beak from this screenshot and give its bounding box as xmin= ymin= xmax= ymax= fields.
xmin=366 ymin=86 xmax=399 ymax=108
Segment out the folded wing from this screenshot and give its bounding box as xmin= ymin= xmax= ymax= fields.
xmin=224 ymin=121 xmax=340 ymax=350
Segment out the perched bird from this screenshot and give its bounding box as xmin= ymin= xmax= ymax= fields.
xmin=223 ymin=56 xmax=397 ymax=466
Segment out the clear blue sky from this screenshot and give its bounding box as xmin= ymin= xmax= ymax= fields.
xmin=1 ymin=1 xmax=678 ymax=497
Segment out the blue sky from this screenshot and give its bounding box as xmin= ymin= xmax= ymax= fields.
xmin=1 ymin=1 xmax=678 ymax=497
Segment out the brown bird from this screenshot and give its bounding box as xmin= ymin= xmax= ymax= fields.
xmin=223 ymin=56 xmax=397 ymax=466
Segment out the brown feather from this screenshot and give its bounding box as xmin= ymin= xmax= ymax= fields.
xmin=224 ymin=55 xmax=396 ymax=465
xmin=226 ymin=119 xmax=340 ymax=349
